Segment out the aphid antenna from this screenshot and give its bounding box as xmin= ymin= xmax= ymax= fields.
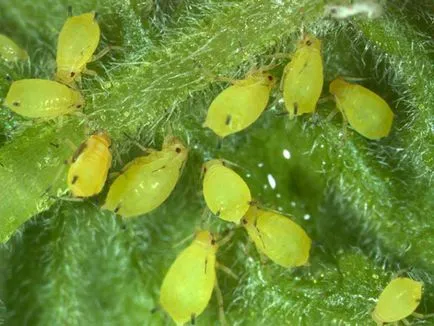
xmin=340 ymin=75 xmax=370 ymax=82
xmin=122 ymin=131 xmax=148 ymax=152
xmin=214 ymin=276 xmax=228 ymax=326
xmin=171 ymin=232 xmax=195 ymax=249
xmin=216 ymin=262 xmax=238 ymax=280
xmin=219 ymin=158 xmax=247 ymax=172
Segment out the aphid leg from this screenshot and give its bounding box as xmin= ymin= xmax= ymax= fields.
xmin=402 ymin=319 xmax=411 ymax=326
xmin=325 ymin=108 xmax=338 ymax=122
xmin=225 ymin=115 xmax=232 ymax=126
xmin=89 ymin=45 xmax=123 ymax=63
xmin=83 ymin=68 xmax=98 ymax=77
xmin=216 ymin=263 xmax=238 ymax=280
xmin=217 ymin=230 xmax=234 ymax=248
xmin=214 ymin=277 xmax=227 ymax=326
xmin=122 ymin=132 xmax=150 ymax=153
xmin=412 ymin=312 xmax=434 ymax=320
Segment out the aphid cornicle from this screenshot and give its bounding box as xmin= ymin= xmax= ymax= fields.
xmin=203 ymin=70 xmax=275 ymax=138
xmin=282 ymin=34 xmax=324 ymax=118
xmin=4 ymin=79 xmax=85 ymax=118
xmin=202 ymin=159 xmax=251 ymax=223
xmin=329 ymin=78 xmax=394 ymax=140
xmin=372 ymin=277 xmax=422 ymax=325
xmin=67 ymin=132 xmax=112 ymax=197
xmin=242 ymin=205 xmax=311 ymax=268
xmin=56 ymin=12 xmax=101 ymax=86
xmin=160 ymin=231 xmax=218 ymax=325
xmin=102 ymin=136 xmax=188 ymax=218
xmin=0 ymin=34 xmax=28 ymax=62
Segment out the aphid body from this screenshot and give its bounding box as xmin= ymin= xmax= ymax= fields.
xmin=282 ymin=34 xmax=323 ymax=118
xmin=160 ymin=231 xmax=217 ymax=325
xmin=67 ymin=132 xmax=112 ymax=197
xmin=329 ymin=78 xmax=394 ymax=139
xmin=103 ymin=136 xmax=188 ymax=218
xmin=56 ymin=12 xmax=100 ymax=86
xmin=242 ymin=205 xmax=311 ymax=268
xmin=372 ymin=277 xmax=422 ymax=325
xmin=203 ymin=71 xmax=275 ymax=138
xmin=0 ymin=34 xmax=28 ymax=62
xmin=4 ymin=79 xmax=84 ymax=118
xmin=202 ymin=159 xmax=251 ymax=223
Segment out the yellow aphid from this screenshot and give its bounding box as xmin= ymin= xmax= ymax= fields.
xmin=56 ymin=12 xmax=101 ymax=86
xmin=160 ymin=231 xmax=218 ymax=325
xmin=203 ymin=71 xmax=275 ymax=138
xmin=329 ymin=78 xmax=394 ymax=139
xmin=242 ymin=205 xmax=311 ymax=268
xmin=372 ymin=277 xmax=422 ymax=325
xmin=282 ymin=34 xmax=323 ymax=118
xmin=4 ymin=79 xmax=84 ymax=118
xmin=103 ymin=136 xmax=188 ymax=218
xmin=202 ymin=159 xmax=251 ymax=223
xmin=67 ymin=132 xmax=112 ymax=197
xmin=0 ymin=34 xmax=28 ymax=62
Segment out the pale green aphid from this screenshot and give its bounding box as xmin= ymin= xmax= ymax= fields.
xmin=4 ymin=79 xmax=85 ymax=118
xmin=372 ymin=277 xmax=422 ymax=325
xmin=329 ymin=77 xmax=394 ymax=140
xmin=0 ymin=34 xmax=28 ymax=62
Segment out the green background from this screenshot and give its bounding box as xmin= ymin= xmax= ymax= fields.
xmin=0 ymin=0 xmax=433 ymax=325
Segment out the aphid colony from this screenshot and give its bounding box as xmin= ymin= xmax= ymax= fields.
xmin=1 ymin=10 xmax=418 ymax=326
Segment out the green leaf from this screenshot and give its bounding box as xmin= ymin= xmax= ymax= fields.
xmin=1 ymin=0 xmax=433 ymax=325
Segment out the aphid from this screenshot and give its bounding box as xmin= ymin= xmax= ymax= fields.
xmin=56 ymin=11 xmax=102 ymax=86
xmin=202 ymin=159 xmax=251 ymax=223
xmin=0 ymin=34 xmax=28 ymax=62
xmin=372 ymin=277 xmax=422 ymax=325
xmin=160 ymin=231 xmax=222 ymax=325
xmin=325 ymin=2 xmax=383 ymax=19
xmin=3 ymin=79 xmax=85 ymax=118
xmin=203 ymin=70 xmax=275 ymax=138
xmin=67 ymin=132 xmax=112 ymax=197
xmin=103 ymin=136 xmax=188 ymax=218
xmin=329 ymin=77 xmax=394 ymax=139
xmin=282 ymin=34 xmax=323 ymax=119
xmin=242 ymin=205 xmax=311 ymax=268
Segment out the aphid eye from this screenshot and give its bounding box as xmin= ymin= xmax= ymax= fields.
xmin=175 ymin=147 xmax=182 ymax=153
xmin=267 ymin=75 xmax=273 ymax=81
xmin=203 ymin=167 xmax=207 ymax=173
xmin=12 ymin=101 xmax=20 ymax=107
xmin=221 ymin=160 xmax=226 ymax=166
xmin=76 ymin=104 xmax=82 ymax=108
xmin=306 ymin=40 xmax=312 ymax=46
xmin=70 ymin=72 xmax=76 ymax=77
xmin=242 ymin=218 xmax=247 ymax=225
xmin=211 ymin=239 xmax=216 ymax=245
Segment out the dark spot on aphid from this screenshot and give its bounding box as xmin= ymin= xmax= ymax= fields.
xmin=76 ymin=104 xmax=82 ymax=109
xmin=114 ymin=205 xmax=121 ymax=213
xmin=268 ymin=75 xmax=273 ymax=81
xmin=221 ymin=160 xmax=226 ymax=166
xmin=175 ymin=147 xmax=182 ymax=153
xmin=242 ymin=218 xmax=248 ymax=225
xmin=204 ymin=258 xmax=208 ymax=274
xmin=225 ymin=115 xmax=232 ymax=125
xmin=306 ymin=40 xmax=312 ymax=46
xmin=211 ymin=239 xmax=216 ymax=246
xmin=70 ymin=72 xmax=76 ymax=77
xmin=72 ymin=142 xmax=87 ymax=162
xmin=190 ymin=313 xmax=196 ymax=325
xmin=71 ymin=175 xmax=78 ymax=184
xmin=293 ymin=102 xmax=299 ymax=115
xmin=203 ymin=167 xmax=207 ymax=174
xmin=49 ymin=142 xmax=59 ymax=148
xmin=216 ymin=210 xmax=221 ymax=217
xmin=12 ymin=101 xmax=20 ymax=107
xmin=152 ymin=165 xmax=165 ymax=173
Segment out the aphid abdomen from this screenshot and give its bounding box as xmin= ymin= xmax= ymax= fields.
xmin=4 ymin=79 xmax=84 ymax=118
xmin=68 ymin=135 xmax=112 ymax=197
